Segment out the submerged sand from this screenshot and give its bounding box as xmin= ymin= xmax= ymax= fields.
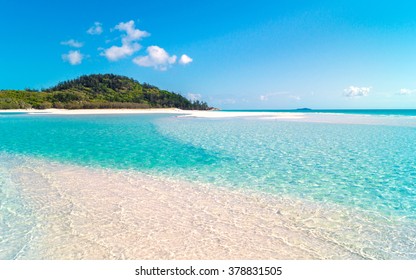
xmin=5 ymin=156 xmax=414 ymax=260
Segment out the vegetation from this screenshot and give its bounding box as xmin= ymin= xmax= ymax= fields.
xmin=0 ymin=74 xmax=212 ymax=110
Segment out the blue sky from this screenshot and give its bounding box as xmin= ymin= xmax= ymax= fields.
xmin=1 ymin=0 xmax=416 ymax=109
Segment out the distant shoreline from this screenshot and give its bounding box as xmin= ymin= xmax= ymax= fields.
xmin=2 ymin=109 xmax=416 ymax=122
xmin=0 ymin=108 xmax=305 ymax=119
xmin=0 ymin=108 xmax=187 ymax=115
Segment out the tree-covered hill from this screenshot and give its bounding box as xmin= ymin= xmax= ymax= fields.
xmin=0 ymin=74 xmax=212 ymax=110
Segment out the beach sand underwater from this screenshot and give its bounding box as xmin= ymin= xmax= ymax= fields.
xmin=1 ymin=110 xmax=416 ymax=259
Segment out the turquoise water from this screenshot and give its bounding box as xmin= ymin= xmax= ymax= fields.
xmin=156 ymin=117 xmax=416 ymax=218
xmin=1 ymin=112 xmax=416 ymax=258
xmin=0 ymin=114 xmax=221 ymax=171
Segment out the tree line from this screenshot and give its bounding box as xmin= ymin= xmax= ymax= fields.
xmin=0 ymin=74 xmax=213 ymax=110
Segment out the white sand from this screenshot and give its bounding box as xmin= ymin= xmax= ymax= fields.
xmin=1 ymin=108 xmax=305 ymax=119
xmin=180 ymin=111 xmax=305 ymax=119
xmin=0 ymin=108 xmax=186 ymax=115
xmin=5 ymin=156 xmax=405 ymax=260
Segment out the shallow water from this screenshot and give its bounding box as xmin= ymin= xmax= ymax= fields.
xmin=155 ymin=116 xmax=416 ymax=218
xmin=1 ymin=154 xmax=415 ymax=259
xmin=0 ymin=113 xmax=415 ymax=259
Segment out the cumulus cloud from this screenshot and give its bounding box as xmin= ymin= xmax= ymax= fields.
xmin=102 ymin=43 xmax=141 ymax=61
xmin=62 ymin=50 xmax=83 ymax=65
xmin=397 ymin=88 xmax=416 ymax=95
xmin=87 ymin=22 xmax=103 ymax=35
xmin=115 ymin=20 xmax=149 ymax=44
xmin=101 ymin=20 xmax=149 ymax=61
xmin=343 ymin=86 xmax=371 ymax=97
xmin=61 ymin=39 xmax=83 ymax=48
xmin=66 ymin=19 xmax=190 ymax=70
xmin=187 ymin=93 xmax=202 ymax=101
xmin=133 ymin=46 xmax=177 ymax=71
xmin=179 ymin=54 xmax=193 ymax=65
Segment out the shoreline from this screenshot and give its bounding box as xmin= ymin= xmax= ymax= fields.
xmin=0 ymin=108 xmax=187 ymax=115
xmin=2 ymin=109 xmax=416 ymax=124
xmin=3 ymin=153 xmax=414 ymax=260
xmin=11 ymin=108 xmax=411 ymax=127
xmin=0 ymin=108 xmax=306 ymax=119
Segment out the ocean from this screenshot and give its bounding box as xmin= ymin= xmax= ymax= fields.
xmin=0 ymin=110 xmax=415 ymax=259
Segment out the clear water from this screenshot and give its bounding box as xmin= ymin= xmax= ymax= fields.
xmin=156 ymin=117 xmax=416 ymax=217
xmin=1 ymin=112 xmax=416 ymax=259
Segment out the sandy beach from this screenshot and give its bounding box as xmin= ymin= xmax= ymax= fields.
xmin=0 ymin=108 xmax=187 ymax=115
xmin=4 ymin=109 xmax=415 ymax=126
xmin=0 ymin=108 xmax=305 ymax=119
xmin=4 ymin=109 xmax=414 ymax=128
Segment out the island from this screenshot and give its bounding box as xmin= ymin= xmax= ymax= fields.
xmin=0 ymin=74 xmax=212 ymax=110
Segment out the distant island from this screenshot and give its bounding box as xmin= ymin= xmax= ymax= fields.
xmin=296 ymin=108 xmax=312 ymax=111
xmin=0 ymin=74 xmax=212 ymax=110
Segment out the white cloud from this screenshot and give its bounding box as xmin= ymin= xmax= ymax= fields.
xmin=397 ymin=88 xmax=416 ymax=95
xmin=115 ymin=20 xmax=149 ymax=44
xmin=179 ymin=54 xmax=193 ymax=65
xmin=102 ymin=43 xmax=141 ymax=61
xmin=343 ymin=86 xmax=371 ymax=97
xmin=102 ymin=20 xmax=149 ymax=61
xmin=61 ymin=39 xmax=83 ymax=48
xmin=133 ymin=46 xmax=177 ymax=71
xmin=62 ymin=50 xmax=83 ymax=65
xmin=187 ymin=93 xmax=202 ymax=101
xmin=87 ymin=22 xmax=103 ymax=35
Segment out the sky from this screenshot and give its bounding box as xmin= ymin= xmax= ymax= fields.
xmin=1 ymin=0 xmax=416 ymax=109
